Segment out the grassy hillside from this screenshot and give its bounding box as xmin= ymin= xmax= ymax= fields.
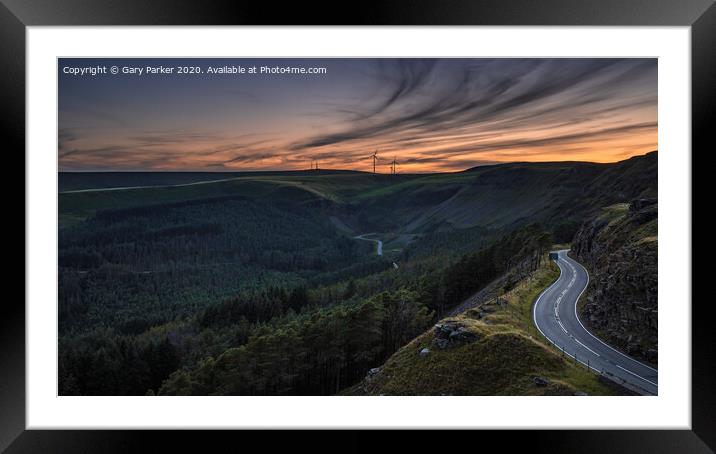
xmin=350 ymin=152 xmax=657 ymax=238
xmin=346 ymin=258 xmax=617 ymax=395
xmin=58 ymin=173 xmax=416 ymax=227
xmin=58 ymin=169 xmax=367 ymax=192
xmin=59 ymin=151 xmax=657 ymax=235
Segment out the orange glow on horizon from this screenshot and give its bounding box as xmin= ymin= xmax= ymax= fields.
xmin=59 ymin=58 xmax=658 ymax=172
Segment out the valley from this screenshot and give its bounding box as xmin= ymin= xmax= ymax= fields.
xmin=58 ymin=151 xmax=657 ymax=396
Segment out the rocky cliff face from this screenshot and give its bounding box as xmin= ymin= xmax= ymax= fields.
xmin=572 ymin=200 xmax=657 ymax=364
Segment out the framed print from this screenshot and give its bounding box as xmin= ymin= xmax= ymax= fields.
xmin=4 ymin=0 xmax=713 ymax=451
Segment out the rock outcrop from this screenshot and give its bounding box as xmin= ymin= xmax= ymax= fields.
xmin=432 ymin=321 xmax=480 ymax=349
xmin=572 ymin=201 xmax=657 ymax=364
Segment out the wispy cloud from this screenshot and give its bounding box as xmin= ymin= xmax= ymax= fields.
xmin=58 ymin=58 xmax=657 ymax=172
xmin=292 ymin=59 xmax=654 ymax=150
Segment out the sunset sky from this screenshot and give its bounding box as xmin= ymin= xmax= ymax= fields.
xmin=58 ymin=58 xmax=657 ymax=173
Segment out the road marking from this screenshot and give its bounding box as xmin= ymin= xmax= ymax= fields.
xmin=574 ymin=338 xmax=600 ymax=357
xmin=616 ymin=365 xmax=658 ymax=387
xmin=564 ymin=253 xmax=659 ymax=374
xmin=532 ymin=263 xmax=563 ymax=344
xmin=533 ymin=259 xmax=601 ymax=376
xmin=533 ymin=250 xmax=657 ymax=394
xmin=557 ymin=319 xmax=568 ymax=334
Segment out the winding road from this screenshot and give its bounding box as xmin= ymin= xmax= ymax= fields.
xmin=354 ymin=233 xmax=383 ymax=256
xmin=533 ymin=249 xmax=658 ymax=395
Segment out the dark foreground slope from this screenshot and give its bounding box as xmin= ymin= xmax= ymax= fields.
xmin=572 ymin=199 xmax=658 ymax=364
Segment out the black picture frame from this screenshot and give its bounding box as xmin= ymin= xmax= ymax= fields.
xmin=3 ymin=0 xmax=712 ymax=452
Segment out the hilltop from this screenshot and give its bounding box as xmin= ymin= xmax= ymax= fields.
xmin=60 ymin=151 xmax=657 ymax=241
xmin=58 ymin=169 xmax=367 ymax=192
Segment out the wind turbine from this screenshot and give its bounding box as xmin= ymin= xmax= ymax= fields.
xmin=390 ymin=156 xmax=399 ymax=175
xmin=370 ymin=150 xmax=380 ymax=173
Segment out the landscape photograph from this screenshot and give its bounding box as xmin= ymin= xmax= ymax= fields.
xmin=58 ymin=57 xmax=658 ymax=396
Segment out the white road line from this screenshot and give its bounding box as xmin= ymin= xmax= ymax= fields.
xmin=574 ymin=338 xmax=601 ymax=357
xmin=552 ymin=258 xmax=600 ymax=356
xmin=557 ymin=319 xmax=568 ymax=334
xmin=533 ymin=258 xmax=601 ymax=374
xmin=564 ymin=253 xmax=659 ymax=374
xmin=532 ymin=262 xmax=564 ymax=347
xmin=533 ymin=251 xmax=657 ymax=395
xmin=616 ymin=365 xmax=658 ymax=387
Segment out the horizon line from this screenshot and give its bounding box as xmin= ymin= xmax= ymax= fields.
xmin=58 ymin=150 xmax=657 ymax=174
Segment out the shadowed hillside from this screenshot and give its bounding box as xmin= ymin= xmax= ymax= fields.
xmin=348 ymin=151 xmax=657 ymax=240
xmin=60 ymin=151 xmax=657 ymax=238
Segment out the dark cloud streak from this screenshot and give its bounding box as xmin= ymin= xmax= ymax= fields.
xmin=292 ymin=59 xmax=656 ymax=151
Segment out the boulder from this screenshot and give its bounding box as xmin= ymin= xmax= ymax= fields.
xmin=433 ymin=321 xmax=479 ymax=348
xmin=449 ymin=327 xmax=479 ymax=344
xmin=433 ymin=338 xmax=449 ymax=350
xmin=433 ymin=323 xmax=453 ymax=338
xmin=533 ymin=376 xmax=551 ymax=387
xmin=419 ymin=347 xmax=431 ymax=357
